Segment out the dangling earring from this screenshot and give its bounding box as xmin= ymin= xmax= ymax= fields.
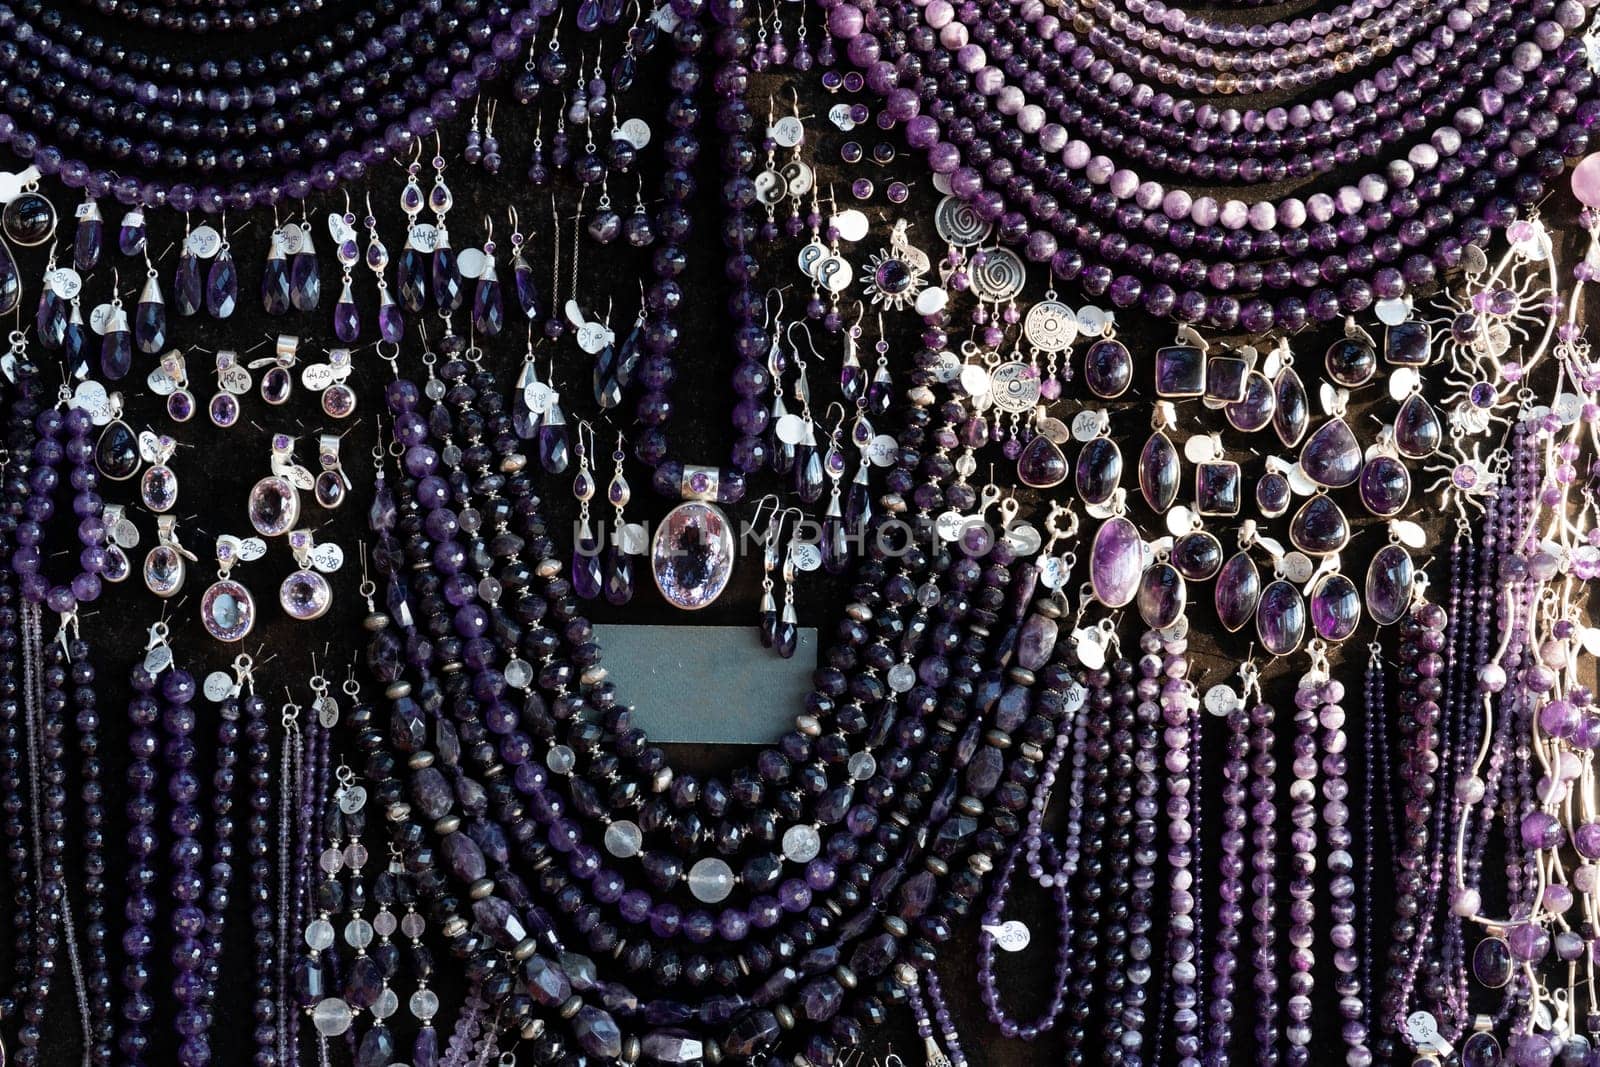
xmin=591 ymin=299 xmax=622 ymax=409
xmin=623 ymin=177 xmax=654 ymax=247
xmin=138 ymin=432 xmax=179 ymax=512
xmin=158 ymin=350 xmax=196 ymax=423
xmin=464 ymin=96 xmax=484 ymax=166
xmin=290 ymin=208 xmax=321 ymax=311
xmin=570 ymin=423 xmax=602 ymax=600
xmin=314 ymin=433 xmax=350 ymax=509
xmin=247 ymin=433 xmax=309 ymax=538
xmin=429 ymin=135 xmax=462 ymax=311
xmin=208 ymin=350 xmax=250 ymax=428
xmin=774 ymin=517 xmax=802 ymax=658
xmin=200 ymin=534 xmax=262 ymax=643
xmin=333 ymin=193 xmax=361 ymax=343
xmin=133 ymin=255 xmax=167 ymax=355
xmin=539 ymin=360 xmax=571 ymax=474
xmin=508 ymin=207 xmax=540 ymax=322
xmin=252 ymin=334 xmax=299 ymax=406
xmin=820 ymin=406 xmax=850 ymax=573
xmin=481 ymin=100 xmax=502 ymax=174
xmin=588 ymin=173 xmax=621 ymax=244
xmin=471 ymin=216 xmax=504 ymax=337
xmin=73 ymin=194 xmax=102 ymax=272
xmin=262 ymin=208 xmax=291 ymax=315
xmin=512 ymin=330 xmax=546 ymax=441
xmin=527 ymin=114 xmax=551 ymax=188
xmin=118 ymin=206 xmax=146 ymax=258
xmin=364 ymin=196 xmax=401 ymax=343
xmin=174 ymin=213 xmax=203 ymax=317
xmin=143 ymin=515 xmax=197 ymax=597
xmin=63 ymin=292 xmax=88 ymax=375
xmin=755 ymin=496 xmax=783 ymax=647
xmin=280 ymin=529 xmax=338 ymax=621
xmin=98 ymin=270 xmax=132 ymax=381
xmin=603 ymin=433 xmax=635 ymax=605
xmin=35 ymin=246 xmax=66 ymax=350
xmin=398 ymin=144 xmax=428 ymax=312
xmin=206 ymin=214 xmax=238 ymax=319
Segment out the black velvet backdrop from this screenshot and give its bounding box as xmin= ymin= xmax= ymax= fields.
xmin=3 ymin=10 xmax=1593 ymax=1065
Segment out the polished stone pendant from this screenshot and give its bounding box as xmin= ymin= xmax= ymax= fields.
xmin=248 ymin=475 xmax=301 ymax=537
xmin=1154 ymin=343 xmax=1205 ymax=397
xmin=1310 ymin=572 xmax=1361 ymax=642
xmin=140 ymin=464 xmax=178 ymax=513
xmin=1214 ymin=551 xmax=1260 ymax=633
xmin=1288 ymin=494 xmax=1350 ymax=555
xmin=201 ymin=578 xmax=256 ymax=642
xmin=1136 ymin=562 xmax=1186 ymax=630
xmin=1074 ymin=436 xmax=1122 ymax=507
xmin=1299 ymin=417 xmax=1362 ymax=488
xmin=1324 ymin=334 xmax=1375 ymax=387
xmin=143 ymin=544 xmax=186 ymax=597
xmin=0 ymin=237 xmax=16 ymax=316
xmin=1204 ymin=354 xmax=1248 ymax=404
xmin=134 ymin=273 xmax=167 ymax=354
xmin=1384 ymin=320 xmax=1431 ymax=366
xmin=1358 ymin=454 xmax=1411 ymax=516
xmin=209 ymin=392 xmax=240 ymax=428
xmin=1366 ymin=543 xmax=1415 ymax=626
xmin=95 ymin=419 xmax=140 ymax=480
xmin=1393 ymin=392 xmax=1442 ymax=459
xmin=1083 ymin=338 xmax=1132 ymax=398
xmin=261 ymin=365 xmax=293 ymax=406
xmin=1225 ymin=371 xmax=1275 ymax=433
xmin=1138 ymin=431 xmax=1179 ymax=512
xmin=651 ymin=502 xmax=735 ymax=610
xmin=1089 ymin=515 xmax=1142 ymax=608
xmin=1171 ymin=530 xmax=1223 ymax=581
xmin=1256 ymin=471 xmax=1291 ymax=517
xmin=1256 ymin=579 xmax=1306 ymax=657
xmin=280 ymin=569 xmax=333 ymax=621
xmin=2 ymin=191 xmax=57 ymax=247
xmin=1272 ymin=366 xmax=1310 ymax=448
xmin=1016 ymin=434 xmax=1068 ymax=489
xmin=1195 ymin=460 xmax=1241 ymax=517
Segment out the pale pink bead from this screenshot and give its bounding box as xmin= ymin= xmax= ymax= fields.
xmin=1219 ymin=199 xmax=1249 ymax=229
xmin=1575 ymin=864 xmax=1600 ymax=893
xmin=1039 ymin=123 xmax=1067 ymax=152
xmin=1573 ymin=153 xmax=1600 ymax=208
xmin=1276 ymin=198 xmax=1307 ymax=228
xmin=955 ymin=43 xmax=986 ymax=71
xmin=1135 ymin=181 xmax=1164 ymax=211
xmin=1109 ymin=168 xmax=1139 ymax=198
xmin=923 ymin=0 xmax=953 ymax=27
xmin=1085 ymin=156 xmax=1115 ymax=184
xmin=1265 ymin=107 xmax=1288 ymax=131
xmin=1019 ymin=0 xmax=1045 ymax=20
xmin=1063 ymin=140 xmax=1091 ymax=169
xmin=939 ymin=21 xmax=967 ymax=48
xmin=1163 ymin=189 xmax=1193 ymax=220
xmin=1335 ymin=186 xmax=1363 ymax=215
xmin=1307 ymin=193 xmax=1335 ymax=222
xmin=1190 ymin=196 xmax=1219 ymax=226
xmin=1431 ymin=127 xmax=1462 ymax=156
xmin=1247 ymin=202 xmax=1276 ymax=231
xmin=1017 ymin=104 xmax=1045 ymax=134
xmin=974 ymin=66 xmax=1004 ymax=94
xmin=996 ymin=85 xmax=1024 ymax=114
xmin=1387 ymin=161 xmax=1415 ymax=188
xmin=1358 ymin=175 xmax=1387 ymax=202
xmin=1037 ymin=14 xmax=1059 ymax=37
xmin=1408 ymin=143 xmax=1440 ymax=170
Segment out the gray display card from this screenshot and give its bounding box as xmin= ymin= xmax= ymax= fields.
xmin=593 ymin=624 xmax=819 ymax=744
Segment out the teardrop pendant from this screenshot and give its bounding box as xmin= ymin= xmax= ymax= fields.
xmin=399 ymin=239 xmax=428 ymax=312
xmin=291 ymin=233 xmax=321 ymax=311
xmin=472 ymin=261 xmax=504 ymax=337
xmin=334 ymin=279 xmax=360 ymax=343
xmin=206 ymin=248 xmax=238 ymax=319
xmin=118 ymin=209 xmax=146 ymax=258
xmin=433 ymin=236 xmax=463 ymax=311
xmin=135 ymin=272 xmax=167 ymax=354
xmin=73 ymin=199 xmax=103 ymax=272
xmin=262 ymin=232 xmax=291 ymax=315
xmin=174 ymin=251 xmax=203 ymax=317
xmin=603 ymin=544 xmax=634 ymax=606
xmin=513 ymin=252 xmax=540 ymax=319
xmin=35 ymin=285 xmax=66 ymax=350
xmin=100 ymin=306 xmax=132 ymax=381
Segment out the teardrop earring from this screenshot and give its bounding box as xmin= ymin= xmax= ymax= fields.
xmin=471 ymin=216 xmax=504 ymax=337
xmin=99 ymin=270 xmax=132 ymax=381
xmin=118 ymin=206 xmax=146 ymax=258
xmin=134 ymin=253 xmax=167 ymax=355
xmin=290 ymin=208 xmax=321 ymax=311
xmin=508 ymin=207 xmax=540 ymax=322
xmin=364 ymin=196 xmax=402 ymax=343
xmin=262 ymin=209 xmax=291 ymax=315
xmin=429 ymin=135 xmax=462 ymax=312
xmin=398 ymin=145 xmax=428 ymax=312
xmin=205 ymin=215 xmax=238 ymax=319
xmin=603 ymin=433 xmax=636 ymax=605
xmin=73 ymin=194 xmax=102 ymax=272
xmin=333 ymin=193 xmax=361 ymax=343
xmin=174 ymin=213 xmax=203 ymax=317
xmin=570 ymin=423 xmax=602 ymax=600
xmin=34 ymin=246 xmax=66 ymax=350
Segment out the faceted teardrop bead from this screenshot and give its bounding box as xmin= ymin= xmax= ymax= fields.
xmin=1083 ymin=338 xmax=1132 ymax=398
xmin=356 ymin=1025 xmax=395 ymax=1067
xmin=1138 ymin=431 xmax=1179 ymax=512
xmin=839 ymin=356 xmax=866 ymax=403
xmin=1015 ymin=434 xmax=1067 ymax=489
xmin=513 ymin=254 xmax=540 ymax=319
xmin=1214 ymin=551 xmax=1260 ymax=633
xmin=1256 ymin=472 xmax=1291 ymax=517
xmin=118 ymin=210 xmax=146 ymax=256
xmin=174 ymin=252 xmax=203 ymax=316
xmin=1089 ymin=515 xmax=1142 ymax=608
xmin=1225 ymin=371 xmax=1276 ymax=432
xmin=1074 ymin=436 xmax=1122 ymax=506
xmin=100 ymin=322 xmax=132 ymax=381
xmin=433 ymin=245 xmax=463 ymax=311
xmin=1273 ymin=367 xmax=1310 ymax=447
xmin=614 ymin=326 xmax=642 ymax=389
xmin=794 ymin=446 xmax=824 ymax=504
xmin=1310 ymin=572 xmax=1361 ymax=642
xmin=603 ymin=545 xmax=634 ymax=605
xmin=821 ymin=517 xmax=849 ymax=574
xmin=262 ymin=251 xmax=291 ymax=315
xmin=472 ymin=274 xmax=504 ymax=337
xmin=1324 ymin=336 xmax=1376 ymax=387
xmin=399 ymin=244 xmax=428 ymax=311
xmin=74 ymin=213 xmax=103 ymax=272
xmin=572 ymin=533 xmax=603 ymax=599
xmin=206 ymin=251 xmax=238 ymax=318
xmin=651 ymin=502 xmax=736 ymax=609
xmin=1365 ymin=543 xmax=1415 ymax=626
xmin=35 ymin=287 xmax=66 ymax=349
xmin=576 ymin=0 xmax=602 ymax=29
xmin=377 ymin=289 xmax=405 ymax=343
xmin=1299 ymin=417 xmax=1362 ymax=488
xmin=1170 ymin=531 xmax=1222 ymax=581
xmin=1385 ymin=320 xmax=1431 ymax=366
xmin=1136 ymin=562 xmax=1186 ymax=630
xmin=1393 ymin=392 xmax=1442 ymax=459
xmin=333 ymin=281 xmax=360 ymax=342
xmin=1358 ymin=454 xmax=1410 ymax=516
xmin=845 ymin=473 xmax=872 ymax=528
xmin=291 ymin=249 xmax=322 ymax=311
xmin=538 ymin=417 xmax=570 ymax=474
xmin=0 ymin=240 xmax=19 ymax=316
xmin=1289 ymin=494 xmax=1350 ymax=555
xmin=135 ymin=275 xmax=166 ymax=354
xmin=867 ymin=366 xmax=892 ymax=416
xmin=95 ymin=420 xmax=140 ymax=480
xmin=1256 ymin=579 xmax=1307 ymax=657
xmin=64 ymin=308 xmax=88 ymax=373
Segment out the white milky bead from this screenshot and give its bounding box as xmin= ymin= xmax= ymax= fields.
xmin=371 ymin=988 xmax=399 ymax=1019
xmin=344 ymin=918 xmax=375 ymax=950
xmin=547 ymin=745 xmax=576 ymax=774
xmin=886 ymin=664 xmax=915 ymax=693
xmin=504 ymin=658 xmax=534 ymax=689
xmin=782 ymin=824 xmax=822 ymax=864
xmin=373 ymin=910 xmax=398 ymax=938
xmin=400 ymin=912 xmax=426 ymax=939
xmin=604 ymin=820 xmax=643 ymax=859
xmin=847 ymin=752 xmax=878 ymax=781
xmin=687 ymin=858 xmax=735 ymax=903
xmin=410 ymin=989 xmax=441 ymax=1021
xmin=312 ymin=999 xmax=353 ymax=1036
xmin=304 ymin=918 xmax=335 ymax=951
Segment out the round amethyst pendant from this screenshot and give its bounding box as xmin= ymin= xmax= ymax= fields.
xmin=201 ymin=579 xmax=256 ymax=642
xmin=280 ymin=570 xmax=332 ymax=621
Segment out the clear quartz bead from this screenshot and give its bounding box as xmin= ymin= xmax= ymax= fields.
xmin=848 ymin=752 xmax=878 ymax=781
xmin=304 ymin=918 xmax=335 ymax=951
xmin=604 ymin=820 xmax=643 ymax=858
xmin=886 ymin=664 xmax=915 ymax=692
xmin=312 ymin=999 xmax=353 ymax=1036
xmin=319 ymin=848 xmax=344 ymax=874
xmin=547 ymin=745 xmax=577 ymax=774
xmin=687 ymin=858 xmax=735 ymax=903
xmin=410 ymin=989 xmax=441 ymax=1021
xmin=504 ymin=659 xmax=534 ymax=689
xmin=781 ymin=825 xmax=822 ymax=863
xmin=400 ymin=911 xmax=426 ymax=939
xmin=371 ymin=987 xmax=399 ymax=1019
xmin=344 ymin=918 xmax=375 ymax=949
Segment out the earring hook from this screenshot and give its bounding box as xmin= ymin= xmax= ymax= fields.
xmin=786 ymin=320 xmax=820 ymax=361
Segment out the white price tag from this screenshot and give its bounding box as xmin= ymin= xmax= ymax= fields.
xmin=829 ymin=209 xmax=869 ymax=243
xmin=576 ymin=321 xmax=613 ymax=355
xmin=865 ymin=435 xmax=898 ymax=467
xmin=145 ymin=368 xmax=177 ymax=396
xmin=1278 ymin=552 xmax=1314 ymax=584
xmin=278 ymin=223 xmax=305 ymax=256
xmin=1204 ymin=685 xmax=1240 ymax=716
xmin=47 ymin=268 xmax=81 ymax=299
xmin=983 ymin=921 xmax=1031 ymax=952
xmin=310 ymin=543 xmax=345 ymax=573
xmin=828 ymin=103 xmax=857 ymax=131
xmin=456 ymin=247 xmax=487 ymax=281
xmin=186 ymin=225 xmax=222 ymax=258
xmin=523 ymin=382 xmax=553 ymax=415
xmin=616 ymin=118 xmax=651 ymax=148
xmin=301 ymin=364 xmax=336 ymax=392
xmin=326 ymin=212 xmax=357 ymax=244
xmin=407 ymin=223 xmax=439 ymax=254
xmin=88 ymin=303 xmax=116 ymax=336
xmin=774 ymin=413 xmax=809 ymax=446
xmin=203 ymin=671 xmax=237 ymax=702
xmin=790 ymin=542 xmax=822 ymax=572
xmin=143 ymin=644 xmax=174 ymax=674
xmin=768 ymin=115 xmax=805 ymax=148
xmin=934 ymin=511 xmax=966 ymax=542
xmin=236 ymin=537 xmax=268 ymax=562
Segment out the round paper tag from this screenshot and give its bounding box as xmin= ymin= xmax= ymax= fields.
xmin=934 ymin=511 xmax=966 ymax=542
xmin=203 ymin=671 xmax=236 ymax=702
xmin=774 ymin=413 xmax=809 ymax=446
xmin=278 ymin=223 xmax=306 ymax=256
xmin=1205 ymin=685 xmax=1240 ymax=716
xmin=768 ymin=115 xmax=805 ymax=148
xmin=983 ymin=921 xmax=1031 ymax=952
xmin=301 ymin=364 xmax=336 ymax=392
xmin=236 ymin=537 xmax=269 ymax=562
xmin=830 ymin=209 xmax=869 ymax=243
xmin=865 ymin=434 xmax=899 ymax=467
xmin=88 ymin=302 xmax=116 ymax=336
xmin=790 ymin=542 xmax=822 ymax=572
xmin=407 ymin=223 xmax=439 ymax=254
xmin=523 ymin=382 xmax=554 ymax=415
xmin=576 ymin=322 xmax=613 ymax=355
xmin=616 ymin=118 xmax=651 ymax=148
xmin=456 ymin=247 xmax=487 ymax=281
xmin=1278 ymin=552 xmax=1314 ymax=583
xmin=186 ymin=225 xmax=222 ymax=258
xmin=1071 ymin=410 xmax=1106 ymax=442
xmin=828 ymin=103 xmax=856 ymax=131
xmin=958 ymin=363 xmax=991 ymax=397
xmin=143 ymin=644 xmax=174 ymax=674
xmin=310 ymin=543 xmax=345 ymax=572
xmin=48 ymin=268 xmax=81 ymax=299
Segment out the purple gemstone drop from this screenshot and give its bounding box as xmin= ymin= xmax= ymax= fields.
xmin=1089 ymin=515 xmax=1142 ymax=608
xmin=205 ymin=250 xmax=238 ymax=319
xmin=1214 ymin=551 xmax=1260 ymax=633
xmin=432 ymin=244 xmax=463 ymax=311
xmin=209 ymin=392 xmax=240 ymax=428
xmin=650 ymin=502 xmax=736 ymax=610
xmin=35 ymin=287 xmax=66 ymax=349
xmin=118 ymin=211 xmax=146 ymax=257
xmin=74 ymin=213 xmax=103 ymax=272
xmin=614 ymin=326 xmax=642 ymax=389
xmin=576 ymin=0 xmax=602 ymax=30
xmin=1255 ymin=579 xmax=1306 ymax=657
xmin=100 ymin=322 xmax=132 ymax=381
xmin=538 ymin=412 xmax=570 ymax=474
xmin=1358 ymin=455 xmax=1411 ymax=516
xmin=261 ymin=251 xmax=291 ymax=315
xmin=1256 ymin=472 xmax=1292 ymax=517
xmin=603 ymin=545 xmax=634 ymax=605
xmin=1393 ymin=393 xmax=1443 ymax=459
xmin=63 ymin=308 xmax=88 ymax=374
xmin=1225 ymin=371 xmax=1276 ymax=432
xmin=134 ymin=275 xmax=166 ymax=354
xmin=1365 ymin=543 xmax=1414 ymax=627
xmin=1470 ymin=936 xmax=1513 ymax=988
xmin=1016 ymin=434 xmax=1067 ymax=489
xmin=290 ymin=249 xmax=321 ymax=311
xmin=1138 ymin=431 xmax=1179 ymax=512
xmin=472 ymin=274 xmax=504 ymax=337
xmin=333 ymin=282 xmax=360 ymax=343
xmin=377 ymin=289 xmax=405 ymax=343
xmin=572 ymin=533 xmax=603 ymax=599
xmin=174 ymin=252 xmax=203 ymax=317
xmin=1324 ymin=336 xmax=1376 ymax=387
xmin=794 ymin=446 xmax=824 ymax=504
xmin=1310 ymin=572 xmax=1361 ymax=642
xmin=1170 ymin=531 xmax=1223 ymax=581
xmin=1084 ymin=338 xmax=1132 ymax=398
xmin=513 ymin=254 xmax=540 ymax=319
xmin=1299 ymin=417 xmax=1362 ymax=488
xmin=822 ymin=516 xmax=849 ymax=574
xmin=1288 ymin=494 xmax=1350 ymax=556
xmin=0 ymin=240 xmax=18 ymax=316
xmin=1384 ymin=320 xmax=1431 ymax=366
xmin=399 ymin=242 xmax=428 ymax=311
